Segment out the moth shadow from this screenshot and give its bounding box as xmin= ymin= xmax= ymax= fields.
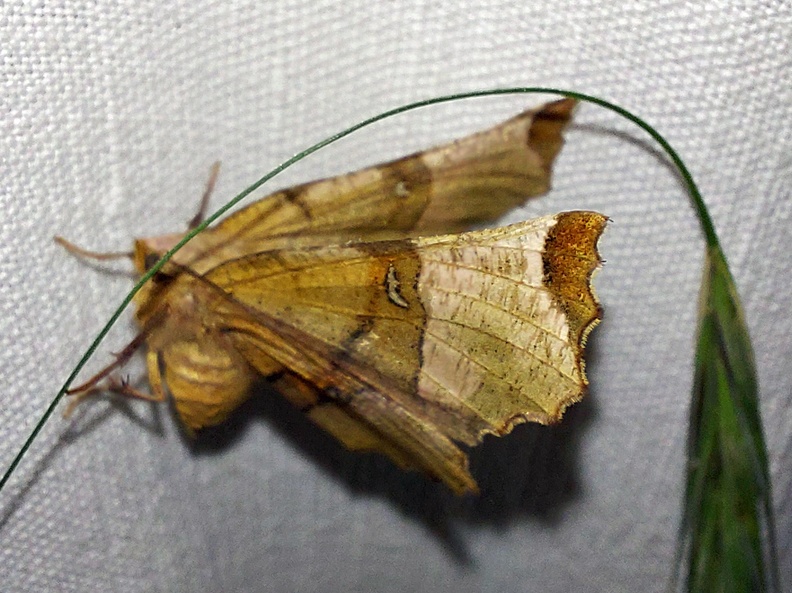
xmin=462 ymin=395 xmax=595 ymax=524
xmin=63 ymin=393 xmax=168 ymax=441
xmin=0 ymin=428 xmax=71 ymax=533
xmin=190 ymin=375 xmax=598 ymax=564
xmin=0 ymin=392 xmax=167 ymax=532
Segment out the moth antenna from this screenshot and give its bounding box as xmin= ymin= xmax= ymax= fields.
xmin=187 ymin=161 xmax=222 ymax=229
xmin=54 ymin=236 xmax=133 ymax=261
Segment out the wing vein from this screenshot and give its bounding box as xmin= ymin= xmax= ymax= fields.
xmin=426 ymin=283 xmax=568 ymax=343
xmin=423 ymin=321 xmax=578 ymax=383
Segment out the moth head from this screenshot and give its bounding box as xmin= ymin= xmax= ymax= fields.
xmin=131 ymin=235 xmax=188 ymax=324
xmin=132 ymin=233 xmax=185 ymax=276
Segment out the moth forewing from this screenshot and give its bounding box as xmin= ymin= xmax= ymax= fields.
xmin=68 ymin=98 xmax=605 ymax=494
xmin=412 ymin=211 xmax=605 ymax=436
xmin=193 ymin=212 xmax=605 ymax=493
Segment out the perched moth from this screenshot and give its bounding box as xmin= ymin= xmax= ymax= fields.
xmin=63 ymin=98 xmax=605 ymax=494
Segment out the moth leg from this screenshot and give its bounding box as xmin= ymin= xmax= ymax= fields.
xmin=63 ymin=376 xmax=163 ymax=418
xmin=187 ymin=161 xmax=221 ymax=229
xmin=144 ymin=349 xmax=167 ymax=402
xmin=54 ymin=236 xmax=133 ymax=261
xmin=67 ymin=332 xmax=148 ymax=395
xmin=64 ymin=349 xmax=164 ymax=417
xmin=106 ymin=375 xmax=165 ymax=403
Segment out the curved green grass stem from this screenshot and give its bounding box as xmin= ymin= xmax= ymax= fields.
xmin=0 ymin=88 xmax=778 ymax=593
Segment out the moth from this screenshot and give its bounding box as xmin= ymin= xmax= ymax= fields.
xmin=63 ymin=98 xmax=605 ymax=494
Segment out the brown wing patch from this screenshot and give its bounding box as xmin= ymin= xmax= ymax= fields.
xmin=542 ymin=211 xmax=606 ymax=347
xmin=133 ymin=99 xmax=577 ymax=276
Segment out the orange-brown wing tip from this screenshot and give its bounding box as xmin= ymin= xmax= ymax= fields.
xmin=543 ymin=210 xmax=607 ymax=393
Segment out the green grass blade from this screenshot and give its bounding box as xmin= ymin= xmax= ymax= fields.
xmin=680 ymin=244 xmax=780 ymax=592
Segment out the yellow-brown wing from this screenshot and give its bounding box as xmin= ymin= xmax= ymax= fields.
xmin=133 ymin=98 xmax=577 ymax=276
xmin=193 ymin=211 xmax=605 ymax=493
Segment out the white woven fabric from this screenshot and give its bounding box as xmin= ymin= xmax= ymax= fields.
xmin=2 ymin=1 xmax=790 ymax=591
